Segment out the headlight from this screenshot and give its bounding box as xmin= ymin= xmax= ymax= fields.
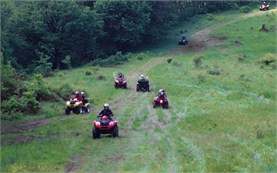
xmin=96 ymin=122 xmax=100 ymax=126
xmin=109 ymin=122 xmax=114 ymax=126
xmin=160 ymin=100 xmax=163 ymax=103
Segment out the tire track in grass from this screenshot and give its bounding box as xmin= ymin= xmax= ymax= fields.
xmin=180 ymin=136 xmax=206 ymax=173
xmin=68 ymin=57 xmax=167 ymax=172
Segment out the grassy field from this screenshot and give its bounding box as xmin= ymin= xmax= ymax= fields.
xmin=1 ymin=9 xmax=276 ymax=172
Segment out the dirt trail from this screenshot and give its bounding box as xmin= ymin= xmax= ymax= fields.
xmin=167 ymin=9 xmax=277 ymax=56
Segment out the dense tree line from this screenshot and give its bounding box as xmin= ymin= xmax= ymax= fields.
xmin=1 ymin=1 xmax=256 ymax=118
xmin=1 ymin=0 xmax=248 ymax=74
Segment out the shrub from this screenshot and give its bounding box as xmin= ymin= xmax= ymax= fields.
xmin=193 ymin=56 xmax=202 ymax=68
xmin=136 ymin=52 xmax=148 ymax=60
xmin=61 ymin=55 xmax=72 ymax=69
xmin=240 ymin=6 xmax=250 ymax=13
xmin=206 ymin=14 xmax=214 ymax=21
xmin=207 ymin=65 xmax=220 ymax=75
xmin=85 ymin=70 xmax=92 ymax=76
xmin=91 ymin=51 xmax=130 ymax=67
xmin=56 ymin=83 xmax=74 ymax=100
xmin=172 ymin=61 xmax=182 ymax=67
xmin=167 ymin=58 xmax=172 ymax=63
xmin=1 ymin=91 xmax=41 ymax=115
xmin=97 ymin=75 xmax=106 ymax=80
xmin=258 ymin=53 xmax=276 ymax=69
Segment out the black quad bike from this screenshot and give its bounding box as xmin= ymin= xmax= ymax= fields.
xmin=136 ymin=80 xmax=150 ymax=92
xmin=178 ymin=37 xmax=189 ymax=45
xmin=260 ymin=2 xmax=269 ymax=11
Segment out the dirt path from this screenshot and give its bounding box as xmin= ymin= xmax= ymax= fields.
xmin=167 ymin=9 xmax=277 ymax=56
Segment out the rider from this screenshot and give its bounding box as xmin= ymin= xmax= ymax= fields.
xmin=80 ymin=91 xmax=87 ymax=104
xmin=98 ymin=103 xmax=114 ymax=120
xmin=73 ymin=91 xmax=83 ymax=102
xmin=157 ymin=89 xmax=167 ymax=99
xmin=117 ymin=72 xmax=124 ymax=79
xmin=138 ymin=74 xmax=146 ymax=82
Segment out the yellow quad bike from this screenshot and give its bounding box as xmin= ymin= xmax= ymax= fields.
xmin=260 ymin=2 xmax=269 ymax=11
xmin=65 ymin=98 xmax=91 ymax=115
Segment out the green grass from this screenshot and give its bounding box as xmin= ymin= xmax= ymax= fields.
xmin=1 ymin=9 xmax=276 ymax=172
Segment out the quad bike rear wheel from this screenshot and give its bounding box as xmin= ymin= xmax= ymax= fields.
xmin=112 ymin=126 xmax=119 ymax=137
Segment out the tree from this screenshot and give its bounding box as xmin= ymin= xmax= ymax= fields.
xmin=95 ymin=1 xmax=151 ymax=51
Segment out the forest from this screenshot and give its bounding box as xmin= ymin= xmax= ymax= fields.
xmin=1 ymin=0 xmax=255 ymax=118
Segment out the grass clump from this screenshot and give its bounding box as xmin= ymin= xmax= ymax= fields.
xmin=258 ymin=53 xmax=276 ymax=69
xmin=193 ymin=56 xmax=202 ymax=68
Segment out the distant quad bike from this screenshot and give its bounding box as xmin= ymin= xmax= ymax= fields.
xmin=136 ymin=79 xmax=150 ymax=92
xmin=178 ymin=36 xmax=189 ymax=45
xmin=92 ymin=115 xmax=119 ymax=139
xmin=260 ymin=2 xmax=269 ymax=11
xmin=114 ymin=77 xmax=127 ymax=89
xmin=153 ymin=93 xmax=169 ymax=109
xmin=65 ymin=98 xmax=90 ymax=115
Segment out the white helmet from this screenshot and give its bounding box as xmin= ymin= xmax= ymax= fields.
xmin=81 ymin=92 xmax=84 ymax=95
xmin=104 ymin=103 xmax=109 ymax=109
xmin=140 ymin=74 xmax=144 ymax=79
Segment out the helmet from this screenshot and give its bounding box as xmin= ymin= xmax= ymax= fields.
xmin=104 ymin=103 xmax=109 ymax=109
xmin=73 ymin=98 xmax=78 ymax=101
xmin=159 ymin=89 xmax=165 ymax=93
xmin=75 ymin=91 xmax=80 ymax=95
xmin=81 ymin=92 xmax=84 ymax=95
xmin=140 ymin=74 xmax=144 ymax=79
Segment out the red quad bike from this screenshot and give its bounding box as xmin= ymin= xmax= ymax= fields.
xmin=153 ymin=94 xmax=169 ymax=109
xmin=92 ymin=115 xmax=119 ymax=139
xmin=114 ymin=77 xmax=127 ymax=89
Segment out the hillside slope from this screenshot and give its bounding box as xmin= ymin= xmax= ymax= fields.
xmin=1 ymin=9 xmax=276 ymax=173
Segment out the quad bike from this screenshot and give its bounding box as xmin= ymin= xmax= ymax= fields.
xmin=260 ymin=2 xmax=269 ymax=11
xmin=92 ymin=115 xmax=119 ymax=139
xmin=136 ymin=80 xmax=150 ymax=92
xmin=178 ymin=38 xmax=189 ymax=45
xmin=114 ymin=77 xmax=127 ymax=89
xmin=153 ymin=94 xmax=169 ymax=109
xmin=65 ymin=98 xmax=90 ymax=115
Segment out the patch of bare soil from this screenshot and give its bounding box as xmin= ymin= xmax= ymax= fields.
xmin=1 ymin=135 xmax=42 ymax=145
xmin=65 ymin=155 xmax=80 ymax=173
xmin=1 ymin=119 xmax=50 ymax=134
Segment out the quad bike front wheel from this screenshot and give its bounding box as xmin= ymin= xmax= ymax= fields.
xmin=92 ymin=127 xmax=100 ymax=139
xmin=65 ymin=108 xmax=71 ymax=115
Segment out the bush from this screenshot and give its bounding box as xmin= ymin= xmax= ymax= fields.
xmin=55 ymin=83 xmax=74 ymax=100
xmin=91 ymin=51 xmax=130 ymax=67
xmin=1 ymin=91 xmax=41 ymax=115
xmin=167 ymin=58 xmax=172 ymax=63
xmin=206 ymin=14 xmax=214 ymax=21
xmin=97 ymin=75 xmax=106 ymax=80
xmin=136 ymin=52 xmax=148 ymax=60
xmin=85 ymin=70 xmax=92 ymax=76
xmin=258 ymin=53 xmax=276 ymax=69
xmin=193 ymin=56 xmax=202 ymax=68
xmin=240 ymin=6 xmax=250 ymax=13
xmin=207 ymin=65 xmax=220 ymax=75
